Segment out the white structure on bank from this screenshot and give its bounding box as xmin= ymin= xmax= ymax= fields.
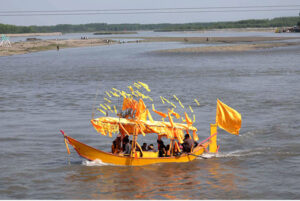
xmin=0 ymin=34 xmax=12 ymax=47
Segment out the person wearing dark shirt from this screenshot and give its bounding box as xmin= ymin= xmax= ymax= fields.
xmin=114 ymin=134 xmax=122 ymax=153
xmin=182 ymin=134 xmax=194 ymax=153
xmin=122 ymin=135 xmax=129 ymax=152
xmin=165 ymin=144 xmax=171 ymax=157
xmin=111 ymin=140 xmax=117 ymax=154
xmin=157 ymin=139 xmax=166 ymax=157
xmin=123 ymin=140 xmax=132 ymax=155
xmin=141 ymin=143 xmax=148 ymax=151
xmin=147 ymin=144 xmax=156 ymax=152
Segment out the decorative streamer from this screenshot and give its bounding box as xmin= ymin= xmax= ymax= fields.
xmin=189 ymin=105 xmax=194 ymax=113
xmin=100 ymin=104 xmax=107 ymax=110
xmin=138 ymin=81 xmax=151 ymax=92
xmin=134 ymin=82 xmax=141 ymax=89
xmin=105 ymin=91 xmax=112 ymax=98
xmin=97 ymin=108 xmax=106 ymax=115
xmin=194 ymin=98 xmax=200 ymax=106
xmin=160 ymin=96 xmax=165 ymax=104
xmin=104 ymin=97 xmax=111 ymax=103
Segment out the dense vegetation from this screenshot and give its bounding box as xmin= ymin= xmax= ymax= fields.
xmin=1 ymin=16 xmax=299 ymax=34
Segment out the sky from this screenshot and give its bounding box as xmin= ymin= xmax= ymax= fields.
xmin=1 ymin=0 xmax=300 ymax=26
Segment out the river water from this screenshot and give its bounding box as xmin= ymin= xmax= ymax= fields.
xmin=0 ymin=34 xmax=300 ymax=199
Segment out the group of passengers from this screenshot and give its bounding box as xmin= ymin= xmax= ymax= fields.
xmin=111 ymin=134 xmax=131 ymax=155
xmin=111 ymin=133 xmax=198 ymax=157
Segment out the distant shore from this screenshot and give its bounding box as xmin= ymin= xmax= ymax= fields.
xmin=5 ymin=32 xmax=62 ymax=37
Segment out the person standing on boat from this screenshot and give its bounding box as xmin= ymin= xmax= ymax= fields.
xmin=182 ymin=134 xmax=194 ymax=153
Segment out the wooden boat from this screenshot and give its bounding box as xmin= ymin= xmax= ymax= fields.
xmin=59 ymin=83 xmax=242 ymax=166
xmin=60 ymin=130 xmax=212 ymax=166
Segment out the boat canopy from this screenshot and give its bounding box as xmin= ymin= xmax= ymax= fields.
xmin=91 ymin=96 xmax=199 ymax=143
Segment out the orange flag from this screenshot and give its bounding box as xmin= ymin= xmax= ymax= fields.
xmin=216 ymin=99 xmax=242 ymax=135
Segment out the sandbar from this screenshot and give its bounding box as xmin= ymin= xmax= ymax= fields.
xmin=158 ymin=42 xmax=300 ymax=53
xmin=0 ymin=38 xmax=117 ymax=56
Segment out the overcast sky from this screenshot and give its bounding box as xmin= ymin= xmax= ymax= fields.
xmin=1 ymin=0 xmax=300 ymax=26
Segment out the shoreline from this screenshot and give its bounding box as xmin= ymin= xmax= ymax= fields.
xmin=0 ymin=38 xmax=117 ymax=56
xmin=112 ymin=36 xmax=300 ymax=43
xmin=1 ymin=36 xmax=300 ymax=56
xmin=157 ymin=42 xmax=300 ymax=53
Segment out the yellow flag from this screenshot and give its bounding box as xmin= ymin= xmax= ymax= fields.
xmin=216 ymin=99 xmax=242 ymax=135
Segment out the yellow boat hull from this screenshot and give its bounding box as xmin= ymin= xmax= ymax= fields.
xmin=64 ymin=135 xmax=209 ymax=166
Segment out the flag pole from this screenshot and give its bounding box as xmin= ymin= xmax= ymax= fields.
xmin=209 ymin=99 xmax=218 ymax=153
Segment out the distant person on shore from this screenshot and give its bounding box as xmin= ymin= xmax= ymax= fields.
xmin=56 ymin=45 xmax=59 ymax=51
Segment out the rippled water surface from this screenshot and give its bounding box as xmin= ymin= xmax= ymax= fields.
xmin=0 ymin=36 xmax=300 ymax=199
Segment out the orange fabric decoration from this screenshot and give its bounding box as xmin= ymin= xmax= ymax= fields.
xmin=216 ymin=99 xmax=242 ymax=135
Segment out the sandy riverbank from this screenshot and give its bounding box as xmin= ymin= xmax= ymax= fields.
xmin=158 ymin=42 xmax=300 ymax=53
xmin=1 ymin=36 xmax=300 ymax=56
xmin=127 ymin=36 xmax=300 ymax=43
xmin=0 ymin=38 xmax=117 ymax=56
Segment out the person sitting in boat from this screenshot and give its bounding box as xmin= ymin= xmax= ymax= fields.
xmin=157 ymin=139 xmax=166 ymax=157
xmin=123 ymin=138 xmax=131 ymax=156
xmin=119 ymin=108 xmax=135 ymax=119
xmin=141 ymin=143 xmax=148 ymax=151
xmin=111 ymin=140 xmax=117 ymax=154
xmin=113 ymin=134 xmax=122 ymax=153
xmin=122 ymin=135 xmax=129 ymax=152
xmin=182 ymin=134 xmax=194 ymax=153
xmin=165 ymin=144 xmax=171 ymax=157
xmin=194 ymin=141 xmax=199 ymax=148
xmin=147 ymin=144 xmax=156 ymax=152
xmin=173 ymin=142 xmax=181 ymax=156
xmin=135 ymin=142 xmax=143 ymax=157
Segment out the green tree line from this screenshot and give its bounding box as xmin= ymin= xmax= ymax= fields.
xmin=1 ymin=16 xmax=299 ymax=34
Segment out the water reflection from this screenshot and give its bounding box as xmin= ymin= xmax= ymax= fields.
xmin=64 ymin=157 xmax=245 ymax=199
